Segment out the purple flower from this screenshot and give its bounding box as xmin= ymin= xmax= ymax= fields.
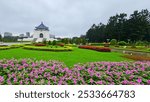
xmin=0 ymin=76 xmax=4 ymax=84
xmin=48 ymin=81 xmax=51 ymax=85
xmin=14 ymin=78 xmax=17 ymax=83
xmin=147 ymin=80 xmax=150 ymax=85
xmin=90 ymin=78 xmax=94 ymax=83
xmin=73 ymin=79 xmax=77 ymax=84
xmin=125 ymin=70 xmax=131 ymax=75
xmin=96 ymin=81 xmax=103 ymax=85
xmin=20 ymin=80 xmax=23 ymax=85
xmin=2 ymin=64 xmax=8 ymax=69
xmin=122 ymin=80 xmax=128 ymax=85
xmin=137 ymin=78 xmax=142 ymax=83
xmin=129 ymin=75 xmax=134 ymax=80
xmin=141 ymin=67 xmax=145 ymax=71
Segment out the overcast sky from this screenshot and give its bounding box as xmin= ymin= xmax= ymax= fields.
xmin=0 ymin=0 xmax=149 ymax=37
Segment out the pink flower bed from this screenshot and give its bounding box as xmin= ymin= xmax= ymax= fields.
xmin=0 ymin=59 xmax=150 ymax=85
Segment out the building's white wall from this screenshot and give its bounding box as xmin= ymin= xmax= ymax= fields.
xmin=33 ymin=31 xmax=50 ymax=38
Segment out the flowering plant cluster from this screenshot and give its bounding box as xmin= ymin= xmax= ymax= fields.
xmin=0 ymin=59 xmax=150 ymax=85
xmin=34 ymin=43 xmax=46 ymax=46
xmin=79 ymin=46 xmax=111 ymax=52
xmin=57 ymin=43 xmax=65 ymax=47
xmin=123 ymin=55 xmax=150 ymax=61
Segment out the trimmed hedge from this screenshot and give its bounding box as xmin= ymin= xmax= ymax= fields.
xmin=0 ymin=47 xmax=11 ymax=50
xmin=0 ymin=44 xmax=26 ymax=50
xmin=23 ymin=46 xmax=73 ymax=51
xmin=65 ymin=44 xmax=77 ymax=47
xmin=79 ymin=45 xmax=111 ymax=52
xmin=0 ymin=46 xmax=21 ymax=50
xmin=10 ymin=44 xmax=25 ymax=48
xmin=90 ymin=43 xmax=104 ymax=46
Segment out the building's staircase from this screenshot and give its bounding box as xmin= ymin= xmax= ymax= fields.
xmin=42 ymin=38 xmax=47 ymax=42
xmin=36 ymin=38 xmax=44 ymax=42
xmin=32 ymin=38 xmax=37 ymax=42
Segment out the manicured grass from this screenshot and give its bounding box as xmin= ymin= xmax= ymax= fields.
xmin=0 ymin=48 xmax=130 ymax=67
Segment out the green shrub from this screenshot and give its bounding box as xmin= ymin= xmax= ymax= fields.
xmin=48 ymin=41 xmax=52 ymax=45
xmin=136 ymin=41 xmax=145 ymax=46
xmin=110 ymin=39 xmax=117 ymax=45
xmin=52 ymin=40 xmax=56 ymax=46
xmin=118 ymin=41 xmax=127 ymax=46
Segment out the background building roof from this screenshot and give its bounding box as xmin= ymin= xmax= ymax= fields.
xmin=35 ymin=22 xmax=49 ymax=31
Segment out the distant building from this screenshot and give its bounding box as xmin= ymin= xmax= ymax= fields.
xmin=4 ymin=32 xmax=12 ymax=37
xmin=18 ymin=22 xmax=57 ymax=42
xmin=50 ymin=34 xmax=55 ymax=38
xmin=19 ymin=34 xmax=25 ymax=37
xmin=26 ymin=32 xmax=30 ymax=38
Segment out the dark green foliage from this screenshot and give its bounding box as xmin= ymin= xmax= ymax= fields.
xmin=86 ymin=23 xmax=106 ymax=43
xmin=48 ymin=40 xmax=52 ymax=45
xmin=2 ymin=36 xmax=19 ymax=42
xmin=86 ymin=9 xmax=150 ymax=43
xmin=52 ymin=40 xmax=56 ymax=46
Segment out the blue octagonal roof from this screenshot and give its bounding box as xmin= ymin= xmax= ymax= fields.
xmin=35 ymin=22 xmax=49 ymax=31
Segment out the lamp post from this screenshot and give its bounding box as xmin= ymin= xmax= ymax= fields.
xmin=127 ymin=39 xmax=131 ymax=44
xmin=106 ymin=39 xmax=110 ymax=43
xmin=86 ymin=38 xmax=89 ymax=45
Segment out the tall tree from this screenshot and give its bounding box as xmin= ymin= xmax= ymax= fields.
xmin=85 ymin=9 xmax=150 ymax=43
xmin=86 ymin=23 xmax=106 ymax=42
xmin=127 ymin=9 xmax=150 ymax=41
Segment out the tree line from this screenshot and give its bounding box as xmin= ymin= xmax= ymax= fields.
xmin=86 ymin=9 xmax=150 ymax=43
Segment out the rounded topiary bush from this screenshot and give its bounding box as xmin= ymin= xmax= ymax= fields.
xmin=110 ymin=39 xmax=117 ymax=45
xmin=118 ymin=41 xmax=127 ymax=46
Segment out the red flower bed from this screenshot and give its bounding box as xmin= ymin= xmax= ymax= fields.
xmin=57 ymin=43 xmax=65 ymax=47
xmin=79 ymin=46 xmax=111 ymax=52
xmin=34 ymin=43 xmax=46 ymax=46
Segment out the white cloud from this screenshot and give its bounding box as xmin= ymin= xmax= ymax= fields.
xmin=0 ymin=0 xmax=149 ymax=37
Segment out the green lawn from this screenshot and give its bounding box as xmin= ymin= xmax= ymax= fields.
xmin=0 ymin=48 xmax=130 ymax=67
